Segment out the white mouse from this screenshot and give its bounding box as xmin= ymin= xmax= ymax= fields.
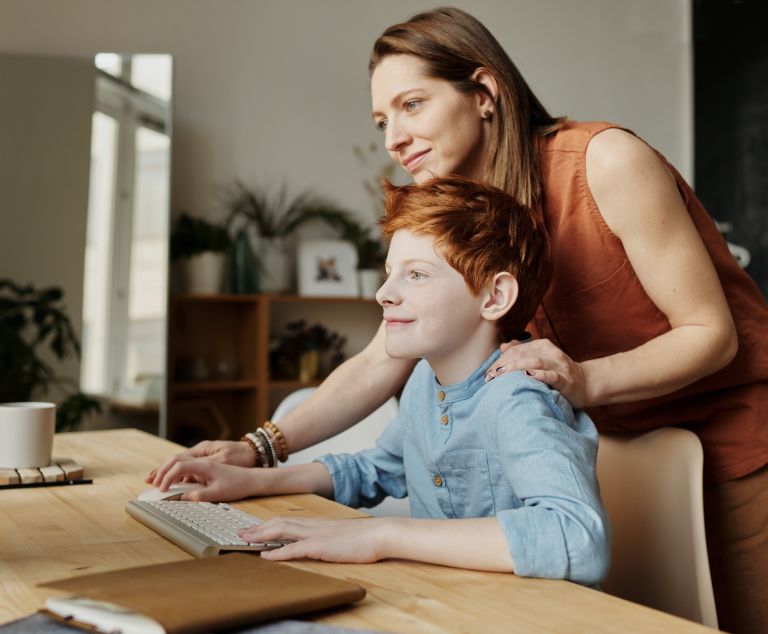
xmin=137 ymin=482 xmax=204 ymax=502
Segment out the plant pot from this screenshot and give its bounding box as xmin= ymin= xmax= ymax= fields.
xmin=259 ymin=237 xmax=292 ymax=293
xmin=358 ymin=269 xmax=382 ymax=299
xmin=184 ymin=252 xmax=225 ymax=294
xmin=298 ymin=350 xmax=320 ymax=383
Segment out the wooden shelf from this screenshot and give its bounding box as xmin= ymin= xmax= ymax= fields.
xmin=167 ymin=293 xmax=381 ymax=444
xmin=172 ymin=380 xmax=259 ymax=394
xmin=268 ymin=379 xmax=323 ymax=390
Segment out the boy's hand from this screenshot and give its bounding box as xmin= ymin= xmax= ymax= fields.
xmin=154 ymin=458 xmax=259 ymax=503
xmin=241 ymin=517 xmax=387 ymax=564
xmin=485 ymin=338 xmax=589 ymax=408
xmin=146 ymin=440 xmax=256 ymax=486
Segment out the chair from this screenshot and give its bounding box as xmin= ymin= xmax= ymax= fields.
xmin=596 ymin=428 xmax=718 ymax=628
xmin=272 ymin=388 xmax=410 ymax=517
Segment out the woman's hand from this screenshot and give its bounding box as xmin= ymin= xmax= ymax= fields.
xmin=485 ymin=338 xmax=590 ymax=408
xmin=242 ymin=517 xmax=387 ymax=564
xmin=154 ymin=458 xmax=260 ymax=503
xmin=146 ymin=440 xmax=255 ymax=486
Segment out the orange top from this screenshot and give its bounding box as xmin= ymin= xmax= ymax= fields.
xmin=530 ymin=120 xmax=768 ymax=485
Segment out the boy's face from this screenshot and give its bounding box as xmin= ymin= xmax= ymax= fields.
xmin=376 ymin=230 xmax=487 ymax=363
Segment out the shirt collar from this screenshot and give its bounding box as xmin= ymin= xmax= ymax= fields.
xmin=431 ymin=349 xmax=501 ymax=404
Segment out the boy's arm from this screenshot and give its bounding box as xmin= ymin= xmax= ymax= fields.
xmin=245 ymin=515 xmax=515 ymax=572
xmin=314 ymin=405 xmax=408 ymax=508
xmin=157 ymin=458 xmax=334 ymax=502
xmin=493 ymin=380 xmax=610 ymax=585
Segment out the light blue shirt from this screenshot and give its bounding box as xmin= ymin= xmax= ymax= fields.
xmin=316 ymin=350 xmax=611 ymax=585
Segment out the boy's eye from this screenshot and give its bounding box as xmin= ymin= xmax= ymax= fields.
xmin=404 ymin=99 xmax=420 ymax=112
xmin=410 ymin=271 xmax=426 ymax=280
xmin=375 ymin=119 xmax=388 ymax=132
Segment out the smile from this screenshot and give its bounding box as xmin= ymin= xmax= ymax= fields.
xmin=384 ymin=318 xmax=414 ymax=328
xmin=401 ymin=150 xmax=430 ymax=172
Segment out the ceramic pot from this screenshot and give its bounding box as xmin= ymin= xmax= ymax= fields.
xmin=184 ymin=252 xmax=225 ymax=294
xmin=358 ymin=269 xmax=382 ymax=299
xmin=259 ymin=237 xmax=292 ymax=293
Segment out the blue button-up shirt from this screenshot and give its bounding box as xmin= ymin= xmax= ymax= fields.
xmin=317 ymin=350 xmax=611 ymax=585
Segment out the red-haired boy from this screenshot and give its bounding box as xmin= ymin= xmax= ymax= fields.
xmin=162 ymin=177 xmax=610 ymax=585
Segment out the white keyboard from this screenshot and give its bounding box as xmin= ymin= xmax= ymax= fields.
xmin=126 ymin=500 xmax=288 ymax=558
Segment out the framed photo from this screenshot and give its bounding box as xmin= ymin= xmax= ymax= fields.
xmin=297 ymin=239 xmax=358 ymax=297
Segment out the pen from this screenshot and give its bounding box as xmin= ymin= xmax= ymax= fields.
xmin=0 ymin=479 xmax=93 ymax=490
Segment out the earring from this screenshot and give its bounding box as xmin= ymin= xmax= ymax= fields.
xmin=482 ymin=110 xmax=493 ymax=119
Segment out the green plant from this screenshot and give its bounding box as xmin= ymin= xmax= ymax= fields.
xmin=222 ymin=180 xmax=355 ymax=239
xmin=170 ymin=212 xmax=231 ymax=261
xmin=269 ymin=320 xmax=346 ymax=380
xmin=0 ymin=279 xmax=101 ymax=431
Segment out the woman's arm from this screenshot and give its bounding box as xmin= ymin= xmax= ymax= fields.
xmin=149 ymin=323 xmax=415 ymax=483
xmin=487 ymin=129 xmax=738 ymax=408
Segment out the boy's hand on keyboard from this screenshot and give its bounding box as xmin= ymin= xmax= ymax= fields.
xmin=155 ymin=458 xmax=258 ymax=503
xmin=147 ymin=440 xmax=256 ymax=486
xmin=241 ymin=516 xmax=386 ymax=564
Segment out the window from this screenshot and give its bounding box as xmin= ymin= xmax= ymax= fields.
xmin=80 ymin=54 xmax=171 ymax=406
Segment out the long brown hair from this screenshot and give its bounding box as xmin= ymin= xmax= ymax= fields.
xmin=370 ymin=7 xmax=565 ymax=208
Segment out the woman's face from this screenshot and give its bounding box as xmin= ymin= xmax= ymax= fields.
xmin=371 ymin=55 xmax=492 ymax=184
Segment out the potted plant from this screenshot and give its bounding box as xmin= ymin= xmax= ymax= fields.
xmin=269 ymin=320 xmax=346 ymax=382
xmin=223 ymin=180 xmax=355 ymax=293
xmin=170 ymin=212 xmax=231 ymax=294
xmin=0 ymin=279 xmax=101 ymax=431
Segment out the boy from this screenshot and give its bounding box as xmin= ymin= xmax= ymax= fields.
xmin=161 ymin=177 xmax=610 ymax=585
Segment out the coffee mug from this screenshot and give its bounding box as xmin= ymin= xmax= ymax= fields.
xmin=0 ymin=402 xmax=56 ymax=469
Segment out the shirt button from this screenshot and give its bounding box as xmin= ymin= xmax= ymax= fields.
xmin=433 ymin=475 xmax=443 ymax=487
xmin=440 ymin=415 xmax=449 ymax=425
xmin=437 ymin=391 xmax=446 ymax=401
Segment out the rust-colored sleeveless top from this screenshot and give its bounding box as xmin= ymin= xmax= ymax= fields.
xmin=530 ymin=120 xmax=768 ymax=485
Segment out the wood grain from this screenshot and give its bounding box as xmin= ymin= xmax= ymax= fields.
xmin=0 ymin=430 xmax=717 ymax=633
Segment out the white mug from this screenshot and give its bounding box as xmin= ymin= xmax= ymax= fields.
xmin=0 ymin=402 xmax=56 ymax=469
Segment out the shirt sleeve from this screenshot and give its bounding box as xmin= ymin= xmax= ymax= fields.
xmin=314 ymin=410 xmax=408 ymax=509
xmin=493 ymin=381 xmax=611 ymax=586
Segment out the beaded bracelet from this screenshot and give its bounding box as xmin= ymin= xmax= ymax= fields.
xmin=263 ymin=420 xmax=289 ymax=462
xmin=240 ymin=434 xmax=267 ymax=468
xmin=245 ymin=432 xmax=271 ymax=468
xmin=255 ymin=427 xmax=278 ymax=468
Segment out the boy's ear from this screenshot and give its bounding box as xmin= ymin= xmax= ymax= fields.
xmin=480 ymin=272 xmax=518 ymax=322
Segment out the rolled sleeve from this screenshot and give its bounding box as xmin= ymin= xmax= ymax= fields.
xmin=314 ymin=411 xmax=408 ymax=509
xmin=494 ymin=382 xmax=611 ymax=585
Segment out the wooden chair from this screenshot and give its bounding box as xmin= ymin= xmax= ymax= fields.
xmin=597 ymin=428 xmax=718 ymax=628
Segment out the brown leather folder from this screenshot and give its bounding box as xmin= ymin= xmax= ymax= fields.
xmin=38 ymin=553 xmax=366 ymax=633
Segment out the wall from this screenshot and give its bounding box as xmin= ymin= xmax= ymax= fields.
xmin=0 ymin=0 xmax=692 ymax=402
xmin=0 ymin=55 xmax=94 ymax=390
xmin=0 ymin=0 xmax=693 ymax=221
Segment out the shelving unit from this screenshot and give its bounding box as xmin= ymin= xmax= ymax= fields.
xmin=166 ymin=293 xmax=381 ymax=445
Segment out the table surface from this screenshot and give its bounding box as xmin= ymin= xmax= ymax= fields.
xmin=0 ymin=429 xmax=714 ymax=633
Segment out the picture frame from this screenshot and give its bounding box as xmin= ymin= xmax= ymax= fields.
xmin=297 ymin=239 xmax=358 ymax=297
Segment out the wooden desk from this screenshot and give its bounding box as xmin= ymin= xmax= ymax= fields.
xmin=0 ymin=430 xmax=714 ymax=633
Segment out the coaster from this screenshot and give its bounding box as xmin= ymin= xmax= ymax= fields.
xmin=0 ymin=458 xmax=86 ymax=488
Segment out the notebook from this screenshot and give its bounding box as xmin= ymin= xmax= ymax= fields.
xmin=38 ymin=553 xmax=366 ymax=634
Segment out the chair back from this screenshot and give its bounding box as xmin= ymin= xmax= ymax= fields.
xmin=273 ymin=389 xmax=409 ymax=516
xmin=597 ymin=428 xmax=718 ymax=628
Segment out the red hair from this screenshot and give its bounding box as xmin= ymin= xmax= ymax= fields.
xmin=381 ymin=177 xmax=551 ymax=341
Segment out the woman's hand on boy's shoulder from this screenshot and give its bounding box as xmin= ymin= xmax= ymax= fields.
xmin=485 ymin=339 xmax=590 ymax=408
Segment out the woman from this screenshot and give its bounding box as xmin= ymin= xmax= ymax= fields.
xmin=152 ymin=8 xmax=767 ymax=632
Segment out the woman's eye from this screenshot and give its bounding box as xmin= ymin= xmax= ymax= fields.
xmin=404 ymin=99 xmax=420 ymax=112
xmin=410 ymin=271 xmax=425 ymax=280
xmin=375 ymin=119 xmax=388 ymax=132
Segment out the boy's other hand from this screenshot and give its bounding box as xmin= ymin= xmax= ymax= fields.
xmin=146 ymin=440 xmax=256 ymax=486
xmin=241 ymin=517 xmax=387 ymax=564
xmin=485 ymin=338 xmax=589 ymax=408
